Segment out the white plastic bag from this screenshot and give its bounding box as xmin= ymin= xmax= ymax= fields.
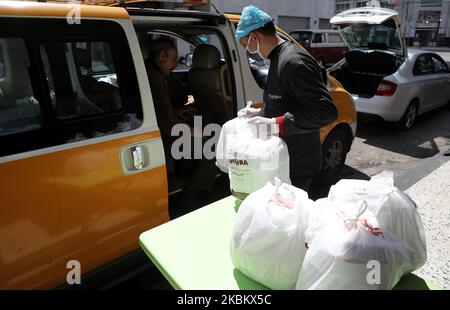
xmin=215 ymin=117 xmax=253 ymax=173
xmin=216 ymin=117 xmax=290 ymax=200
xmin=231 ymin=178 xmax=311 ymax=290
xmin=296 ymin=201 xmax=416 ymax=290
xmin=303 ymin=198 xmax=338 ymax=244
xmin=328 ymin=171 xmax=427 ymax=270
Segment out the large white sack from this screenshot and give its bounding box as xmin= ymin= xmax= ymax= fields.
xmin=297 ymin=201 xmax=416 ymax=290
xmin=216 ymin=117 xmax=290 ymax=200
xmin=327 ymin=171 xmax=426 ymax=270
xmin=231 ymin=179 xmax=311 ymax=290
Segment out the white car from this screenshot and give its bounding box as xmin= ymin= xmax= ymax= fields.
xmin=329 ymin=7 xmax=450 ymax=130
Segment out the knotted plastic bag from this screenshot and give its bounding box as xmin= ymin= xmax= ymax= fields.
xmin=231 ymin=178 xmax=311 ymax=290
xmin=297 ymin=201 xmax=416 ymax=290
xmin=327 ymin=171 xmax=426 ymax=270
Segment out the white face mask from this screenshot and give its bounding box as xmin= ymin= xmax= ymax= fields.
xmin=246 ymin=34 xmax=264 ymax=60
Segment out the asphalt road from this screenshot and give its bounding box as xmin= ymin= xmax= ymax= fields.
xmin=345 ymin=105 xmax=450 ymax=181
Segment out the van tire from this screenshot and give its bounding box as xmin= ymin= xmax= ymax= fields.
xmin=397 ymin=101 xmax=418 ymax=131
xmin=317 ymin=128 xmax=351 ymax=185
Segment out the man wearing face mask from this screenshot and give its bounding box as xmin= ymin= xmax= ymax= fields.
xmin=236 ymin=6 xmax=338 ymax=192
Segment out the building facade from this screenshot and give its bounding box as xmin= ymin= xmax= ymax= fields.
xmin=399 ymin=0 xmax=450 ymax=47
xmin=213 ymin=0 xmax=336 ymax=33
xmin=213 ymin=0 xmax=449 ymax=47
xmin=336 ymin=0 xmax=450 ymax=46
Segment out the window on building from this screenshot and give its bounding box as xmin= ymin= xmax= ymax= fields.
xmin=0 ymin=38 xmax=43 ymax=138
xmin=356 ymin=1 xmax=367 ymax=8
xmin=336 ymin=0 xmax=351 ymax=13
xmin=380 ymin=1 xmax=395 ymax=9
xmin=421 ymin=0 xmax=442 ymax=7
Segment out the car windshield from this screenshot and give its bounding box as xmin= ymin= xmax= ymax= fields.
xmin=341 ymin=23 xmax=402 ymax=51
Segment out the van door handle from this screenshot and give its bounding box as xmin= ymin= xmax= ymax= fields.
xmin=121 ymin=144 xmax=151 ymax=174
xmin=131 ymin=146 xmax=144 ymax=170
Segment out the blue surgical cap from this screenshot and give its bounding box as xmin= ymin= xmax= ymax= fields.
xmin=235 ymin=5 xmax=272 ymax=41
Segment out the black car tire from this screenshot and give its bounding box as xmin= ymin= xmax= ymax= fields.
xmin=317 ymin=128 xmax=351 ymax=185
xmin=397 ymin=102 xmax=418 ymax=131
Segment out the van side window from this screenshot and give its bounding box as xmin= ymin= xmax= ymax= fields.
xmin=0 ymin=38 xmax=42 ymax=137
xmin=40 ymin=41 xmax=122 ymax=120
xmin=328 ymin=33 xmax=343 ymax=44
xmin=313 ymin=33 xmax=324 ymax=44
xmin=91 ymin=42 xmax=115 ymax=74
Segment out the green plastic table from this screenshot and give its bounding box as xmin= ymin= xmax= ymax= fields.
xmin=139 ymin=195 xmax=439 ymax=290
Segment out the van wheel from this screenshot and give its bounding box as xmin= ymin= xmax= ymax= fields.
xmin=397 ymin=102 xmax=418 ymax=131
xmin=317 ymin=128 xmax=351 ymax=185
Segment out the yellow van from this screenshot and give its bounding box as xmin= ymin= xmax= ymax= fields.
xmin=0 ymin=1 xmax=356 ymax=289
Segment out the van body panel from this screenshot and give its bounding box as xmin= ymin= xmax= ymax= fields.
xmin=0 ymin=130 xmax=168 ymax=289
xmin=0 ymin=0 xmax=129 ymax=20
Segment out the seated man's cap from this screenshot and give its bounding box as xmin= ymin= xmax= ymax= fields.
xmin=235 ymin=5 xmax=273 ymax=41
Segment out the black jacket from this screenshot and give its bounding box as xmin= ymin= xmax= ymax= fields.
xmin=263 ymin=41 xmax=338 ymax=177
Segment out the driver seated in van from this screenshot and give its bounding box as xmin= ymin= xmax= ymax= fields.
xmin=145 ymin=37 xmax=218 ymax=208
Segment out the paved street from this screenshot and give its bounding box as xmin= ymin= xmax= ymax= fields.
xmin=345 ymin=105 xmax=450 ymax=184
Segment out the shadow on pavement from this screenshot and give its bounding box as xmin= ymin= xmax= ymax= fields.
xmin=357 ymin=105 xmax=450 ymax=159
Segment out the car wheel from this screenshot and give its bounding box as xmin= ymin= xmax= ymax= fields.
xmin=397 ymin=102 xmax=418 ymax=131
xmin=317 ymin=128 xmax=351 ymax=185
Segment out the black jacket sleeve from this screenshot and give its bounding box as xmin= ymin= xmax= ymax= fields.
xmin=280 ymin=57 xmax=338 ymax=135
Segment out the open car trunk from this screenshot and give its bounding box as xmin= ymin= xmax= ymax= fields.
xmin=330 ymin=49 xmax=399 ymax=98
xmin=329 ymin=7 xmax=407 ymax=98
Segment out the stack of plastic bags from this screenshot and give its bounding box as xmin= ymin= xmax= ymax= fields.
xmin=216 ymin=117 xmax=290 ymax=200
xmin=230 ymin=172 xmax=427 ymax=290
xmin=230 ymin=178 xmax=312 ymax=289
xmin=297 ymin=200 xmax=417 ymax=289
xmin=326 ymin=171 xmax=427 ymax=270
